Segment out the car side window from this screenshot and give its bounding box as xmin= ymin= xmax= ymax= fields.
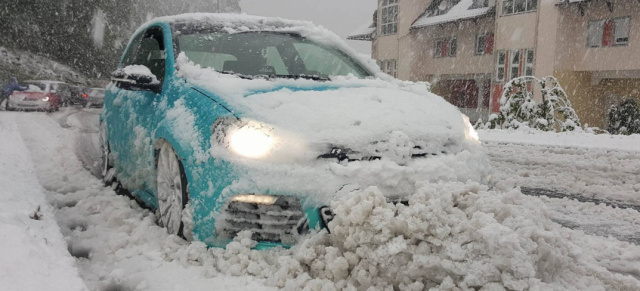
xmin=122 ymin=26 xmax=166 ymax=86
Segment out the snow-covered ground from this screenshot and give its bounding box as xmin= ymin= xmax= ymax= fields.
xmin=0 ymin=47 xmax=89 ymax=84
xmin=1 ymin=109 xmax=640 ymax=290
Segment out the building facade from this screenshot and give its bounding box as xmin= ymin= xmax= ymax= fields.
xmin=349 ymin=0 xmax=640 ymax=128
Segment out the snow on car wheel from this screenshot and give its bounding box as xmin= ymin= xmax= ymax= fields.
xmin=100 ymin=122 xmax=116 ymax=186
xmin=156 ymin=142 xmax=188 ymax=238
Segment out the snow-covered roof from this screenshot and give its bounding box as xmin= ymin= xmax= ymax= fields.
xmin=557 ymin=0 xmax=589 ymax=4
xmin=412 ymin=0 xmax=494 ymax=29
xmin=347 ymin=22 xmax=376 ymax=41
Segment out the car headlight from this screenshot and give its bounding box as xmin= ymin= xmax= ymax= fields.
xmin=462 ymin=114 xmax=480 ymax=143
xmin=228 ymin=125 xmax=274 ymax=158
xmin=42 ymin=97 xmax=50 ymax=102
xmin=212 ymin=117 xmax=310 ymax=162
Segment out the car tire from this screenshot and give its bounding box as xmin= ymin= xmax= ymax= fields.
xmin=156 ymin=142 xmax=189 ymax=239
xmin=5 ymin=100 xmax=14 ymax=111
xmin=100 ymin=122 xmax=116 ymax=186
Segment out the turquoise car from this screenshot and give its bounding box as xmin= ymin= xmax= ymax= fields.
xmin=101 ymin=14 xmax=491 ymax=248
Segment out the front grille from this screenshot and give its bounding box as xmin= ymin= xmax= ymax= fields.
xmin=317 ymin=141 xmax=451 ymax=164
xmin=217 ymin=195 xmax=308 ymax=244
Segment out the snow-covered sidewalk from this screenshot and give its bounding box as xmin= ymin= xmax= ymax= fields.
xmin=0 ymin=113 xmax=87 ymax=291
xmin=478 ymin=128 xmax=640 ymax=153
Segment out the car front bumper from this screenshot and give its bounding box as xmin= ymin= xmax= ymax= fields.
xmin=7 ymin=98 xmax=52 ymax=111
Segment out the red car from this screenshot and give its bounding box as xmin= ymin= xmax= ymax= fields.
xmin=5 ymin=80 xmax=64 ymax=112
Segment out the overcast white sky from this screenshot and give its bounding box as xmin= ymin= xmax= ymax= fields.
xmin=239 ymin=0 xmax=377 ymax=55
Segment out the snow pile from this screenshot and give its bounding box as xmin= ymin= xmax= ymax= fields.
xmin=199 ymin=183 xmax=640 ymax=290
xmin=0 ymin=113 xmax=87 ymax=291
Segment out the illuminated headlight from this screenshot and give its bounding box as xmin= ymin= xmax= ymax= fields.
xmin=462 ymin=114 xmax=480 ymax=143
xmin=231 ymin=194 xmax=277 ymax=205
xmin=42 ymin=97 xmax=50 ymax=102
xmin=468 ymin=124 xmax=480 ymax=141
xmin=212 ymin=117 xmax=309 ymax=162
xmin=228 ymin=125 xmax=274 ymax=158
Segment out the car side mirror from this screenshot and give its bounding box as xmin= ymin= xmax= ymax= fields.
xmin=111 ymin=66 xmax=161 ymax=93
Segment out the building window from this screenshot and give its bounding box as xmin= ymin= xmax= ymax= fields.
xmin=496 ymin=51 xmax=506 ymax=82
xmin=475 ymin=33 xmax=494 ymax=55
xmin=378 ymin=59 xmax=397 ymax=77
xmin=472 ymin=0 xmax=489 ymax=9
xmin=496 ymin=49 xmax=535 ymax=82
xmin=525 ymin=49 xmax=534 ymax=76
xmin=502 ymin=0 xmax=537 ymax=15
xmin=380 ymin=0 xmax=398 ymax=36
xmin=510 ymin=50 xmax=520 ymax=80
xmin=588 ymin=17 xmax=631 ymax=47
xmin=434 ymin=38 xmax=457 ymax=58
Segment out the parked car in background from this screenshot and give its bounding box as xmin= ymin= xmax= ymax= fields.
xmin=5 ymin=80 xmax=63 ymax=112
xmin=86 ymin=88 xmax=105 ymax=107
xmin=101 ymin=14 xmax=491 ymax=248
xmin=69 ymin=84 xmax=89 ymax=106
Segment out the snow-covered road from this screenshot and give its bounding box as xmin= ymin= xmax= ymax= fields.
xmin=482 ymin=141 xmax=640 ymax=245
xmin=2 ymin=109 xmax=640 ymax=290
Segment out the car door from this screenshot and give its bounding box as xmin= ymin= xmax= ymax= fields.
xmin=106 ymin=25 xmax=168 ymax=205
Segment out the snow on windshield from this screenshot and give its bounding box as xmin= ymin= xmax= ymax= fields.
xmin=25 ymin=83 xmax=46 ymax=92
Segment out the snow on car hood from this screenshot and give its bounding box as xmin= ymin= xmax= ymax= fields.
xmin=177 ymin=53 xmax=473 ymax=154
xmin=240 ymin=86 xmax=467 ymax=147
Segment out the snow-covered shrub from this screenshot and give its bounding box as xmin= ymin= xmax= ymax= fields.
xmin=608 ymin=98 xmax=640 ymax=135
xmin=497 ymin=76 xmax=581 ymax=132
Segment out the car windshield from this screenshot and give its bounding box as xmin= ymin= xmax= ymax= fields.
xmin=24 ymin=82 xmax=46 ymax=92
xmin=175 ymin=31 xmax=372 ymax=79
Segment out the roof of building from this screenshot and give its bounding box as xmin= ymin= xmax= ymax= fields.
xmin=557 ymin=0 xmax=589 ymax=4
xmin=347 ymin=22 xmax=376 ymax=41
xmin=411 ymin=0 xmax=494 ymax=29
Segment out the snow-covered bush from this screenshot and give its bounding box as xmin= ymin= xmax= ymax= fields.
xmin=608 ymin=98 xmax=640 ymax=135
xmin=496 ymin=76 xmax=581 ymax=132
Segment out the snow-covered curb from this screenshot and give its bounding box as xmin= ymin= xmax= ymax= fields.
xmin=478 ymin=129 xmax=640 ymax=152
xmin=0 ymin=114 xmax=87 ymax=291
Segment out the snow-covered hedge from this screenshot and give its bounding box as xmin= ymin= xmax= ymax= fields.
xmin=608 ymin=98 xmax=640 ymax=135
xmin=481 ymin=76 xmax=581 ymax=132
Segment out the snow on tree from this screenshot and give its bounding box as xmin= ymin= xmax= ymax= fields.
xmin=608 ymin=98 xmax=640 ymax=135
xmin=494 ymin=76 xmax=581 ymax=132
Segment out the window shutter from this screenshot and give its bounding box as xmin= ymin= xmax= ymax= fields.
xmin=602 ymin=20 xmax=614 ymax=47
xmin=485 ymin=33 xmax=494 ymax=54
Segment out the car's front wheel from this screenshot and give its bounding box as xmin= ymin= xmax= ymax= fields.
xmin=156 ymin=142 xmax=189 ymax=238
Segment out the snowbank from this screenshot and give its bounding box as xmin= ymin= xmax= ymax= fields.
xmin=478 ymin=128 xmax=640 ymax=153
xmin=0 ymin=113 xmax=87 ymax=291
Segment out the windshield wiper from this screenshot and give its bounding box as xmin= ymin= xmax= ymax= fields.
xmin=271 ymin=74 xmax=330 ymax=81
xmin=219 ymin=70 xmax=254 ymax=80
xmin=216 ymin=71 xmax=330 ymax=81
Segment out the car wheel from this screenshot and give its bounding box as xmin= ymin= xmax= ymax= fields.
xmin=100 ymin=122 xmax=116 ymax=186
xmin=5 ymin=100 xmax=14 ymax=111
xmin=156 ymin=142 xmax=189 ymax=238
